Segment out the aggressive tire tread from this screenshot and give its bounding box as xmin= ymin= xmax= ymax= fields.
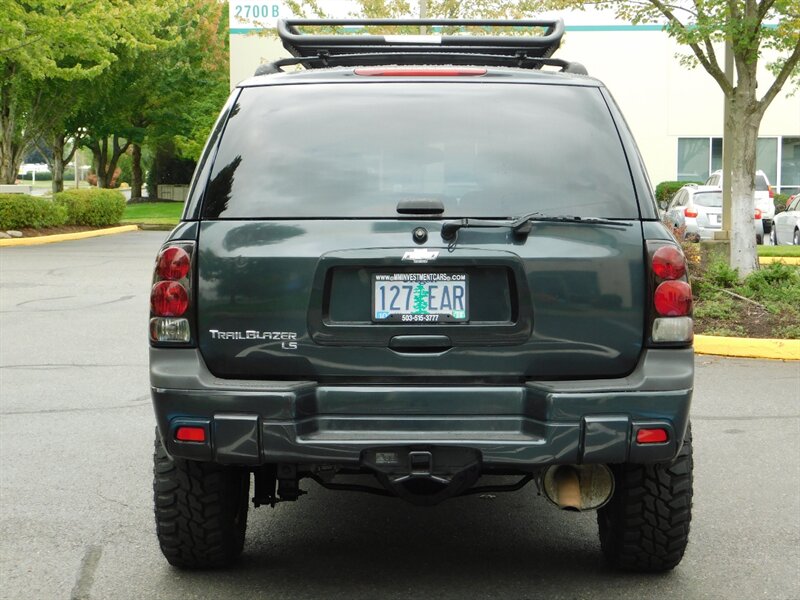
xmin=153 ymin=430 xmax=249 ymax=568
xmin=597 ymin=424 xmax=693 ymax=572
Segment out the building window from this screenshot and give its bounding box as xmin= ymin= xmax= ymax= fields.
xmin=757 ymin=138 xmax=778 ymax=185
xmin=677 ymin=138 xmax=711 ymax=182
xmin=710 ymin=137 xmax=723 ymax=173
xmin=781 ymin=137 xmax=800 ymax=197
xmin=677 ymin=136 xmax=798 ymax=193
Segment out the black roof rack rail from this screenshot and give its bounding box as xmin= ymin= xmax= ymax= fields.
xmin=277 ymin=18 xmax=566 ymax=61
xmin=254 ymin=52 xmax=588 ymax=76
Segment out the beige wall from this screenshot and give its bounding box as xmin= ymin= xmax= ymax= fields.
xmin=230 ymin=27 xmax=800 ymax=187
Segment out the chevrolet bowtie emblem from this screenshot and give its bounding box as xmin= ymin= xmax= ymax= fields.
xmin=401 ymin=249 xmax=440 ymax=263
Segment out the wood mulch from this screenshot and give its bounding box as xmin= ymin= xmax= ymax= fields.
xmin=694 ymin=299 xmax=794 ymax=339
xmin=16 ymin=225 xmax=103 ymax=237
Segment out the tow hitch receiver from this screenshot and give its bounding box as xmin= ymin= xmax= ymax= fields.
xmin=362 ymin=446 xmax=481 ymax=506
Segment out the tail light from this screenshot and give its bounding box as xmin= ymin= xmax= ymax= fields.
xmin=647 ymin=242 xmax=693 ymax=345
xmin=683 ymin=207 xmax=698 ymax=218
xmin=754 ymin=208 xmax=762 ymax=219
xmin=769 ymin=186 xmax=774 ymax=199
xmin=150 ymin=242 xmax=194 ymax=344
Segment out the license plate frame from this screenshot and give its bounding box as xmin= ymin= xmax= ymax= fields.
xmin=371 ymin=272 xmax=469 ymax=323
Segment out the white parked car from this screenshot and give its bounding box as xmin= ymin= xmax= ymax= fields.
xmin=771 ymin=195 xmax=800 ymax=246
xmin=705 ymin=169 xmax=775 ymax=234
xmin=665 ymin=184 xmax=764 ymax=243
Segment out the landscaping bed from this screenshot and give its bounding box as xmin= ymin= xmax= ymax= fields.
xmin=688 ymin=251 xmax=799 ymax=339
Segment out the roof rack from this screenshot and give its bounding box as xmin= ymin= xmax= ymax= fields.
xmin=256 ymin=18 xmax=587 ymax=75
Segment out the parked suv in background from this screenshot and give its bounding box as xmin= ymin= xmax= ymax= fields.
xmin=150 ymin=19 xmax=694 ymax=573
xmin=666 ymin=184 xmax=764 ymax=243
xmin=705 ymin=169 xmax=775 ymax=233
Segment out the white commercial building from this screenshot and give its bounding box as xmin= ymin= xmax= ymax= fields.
xmin=229 ymin=1 xmax=800 ymax=194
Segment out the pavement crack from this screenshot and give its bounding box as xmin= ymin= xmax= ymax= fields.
xmin=16 ymin=295 xmax=75 ymax=307
xmin=95 ymin=490 xmax=134 ymax=510
xmin=0 ymin=294 xmax=137 ymax=313
xmin=1 ymin=397 xmax=150 ymax=416
xmin=70 ymin=544 xmax=102 ymax=600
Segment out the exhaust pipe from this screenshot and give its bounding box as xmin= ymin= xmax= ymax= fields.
xmin=542 ymin=464 xmax=614 ymax=511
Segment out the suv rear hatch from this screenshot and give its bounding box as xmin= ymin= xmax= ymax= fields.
xmin=195 ymin=79 xmax=647 ymax=381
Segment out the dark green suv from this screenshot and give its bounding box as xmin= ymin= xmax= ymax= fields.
xmin=150 ymin=18 xmax=694 ymax=572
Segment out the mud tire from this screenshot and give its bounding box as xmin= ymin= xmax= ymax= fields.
xmin=597 ymin=425 xmax=693 ymax=572
xmin=153 ymin=430 xmax=249 ymax=568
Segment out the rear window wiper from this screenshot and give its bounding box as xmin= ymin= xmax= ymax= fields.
xmin=441 ymin=213 xmax=633 ymax=240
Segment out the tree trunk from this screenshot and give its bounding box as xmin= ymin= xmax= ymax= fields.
xmin=726 ymin=83 xmax=760 ymax=277
xmin=92 ymin=135 xmax=130 ymax=188
xmin=131 ymin=143 xmax=143 ymax=199
xmin=49 ymin=135 xmax=65 ymax=195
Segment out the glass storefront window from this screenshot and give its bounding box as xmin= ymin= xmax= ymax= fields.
xmin=677 ymin=138 xmax=710 ymax=182
xmin=711 ymin=137 xmax=723 ymax=172
xmin=781 ymin=137 xmax=800 ymax=189
xmin=757 ymin=138 xmax=778 ymax=185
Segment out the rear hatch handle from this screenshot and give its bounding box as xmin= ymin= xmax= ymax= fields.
xmin=396 ymin=198 xmax=445 ymax=215
xmin=389 ymin=335 xmax=452 ymax=353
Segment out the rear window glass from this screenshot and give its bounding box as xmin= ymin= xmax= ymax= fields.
xmin=202 ymin=82 xmax=637 ymax=219
xmin=693 ymin=192 xmax=722 ymax=207
xmin=755 ymin=174 xmax=769 ymax=191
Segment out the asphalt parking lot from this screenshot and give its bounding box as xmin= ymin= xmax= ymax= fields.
xmin=1 ymin=231 xmax=799 ymax=600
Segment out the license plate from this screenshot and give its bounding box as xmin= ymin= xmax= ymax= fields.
xmin=372 ymin=273 xmax=468 ymax=323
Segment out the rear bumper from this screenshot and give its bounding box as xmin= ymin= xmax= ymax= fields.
xmin=151 ymin=348 xmax=693 ymax=469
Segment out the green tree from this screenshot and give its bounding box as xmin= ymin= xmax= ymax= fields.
xmin=140 ymin=0 xmax=230 ymax=197
xmin=0 ymin=0 xmax=168 ymax=184
xmin=543 ymin=0 xmax=800 ymax=276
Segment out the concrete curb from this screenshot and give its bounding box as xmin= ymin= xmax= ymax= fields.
xmin=0 ymin=225 xmax=139 ymax=247
xmin=759 ymin=256 xmax=800 ymax=265
xmin=695 ymin=334 xmax=799 ymax=361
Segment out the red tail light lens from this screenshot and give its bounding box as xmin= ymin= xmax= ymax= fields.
xmin=652 ymin=246 xmax=686 ymax=280
xmin=637 ymin=428 xmax=668 ymax=444
xmin=683 ymin=207 xmax=698 ymax=218
xmin=151 ymin=281 xmax=189 ymax=317
xmin=175 ymin=426 xmax=206 ymax=442
xmin=769 ymin=186 xmax=774 ymax=199
xmin=754 ymin=208 xmax=762 ymax=219
xmin=157 ymin=247 xmax=190 ymax=280
xmin=654 ymin=281 xmax=692 ymax=316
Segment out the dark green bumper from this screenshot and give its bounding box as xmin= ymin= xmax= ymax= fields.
xmin=151 ymin=348 xmax=693 ymax=469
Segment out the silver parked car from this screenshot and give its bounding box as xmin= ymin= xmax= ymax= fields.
xmin=705 ymin=169 xmax=775 ymax=234
xmin=771 ymin=195 xmax=800 ymax=246
xmin=665 ymin=184 xmax=764 ymax=243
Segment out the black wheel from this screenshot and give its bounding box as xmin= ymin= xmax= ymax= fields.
xmin=756 ymin=233 xmax=763 ymax=245
xmin=597 ymin=424 xmax=693 ymax=572
xmin=770 ymin=227 xmax=778 ymax=246
xmin=153 ymin=430 xmax=250 ymax=568
xmin=794 ymin=228 xmax=799 ymax=246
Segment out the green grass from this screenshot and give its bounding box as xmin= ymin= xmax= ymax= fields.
xmin=121 ymin=202 xmax=183 ymax=225
xmin=758 ymin=245 xmax=800 ymax=257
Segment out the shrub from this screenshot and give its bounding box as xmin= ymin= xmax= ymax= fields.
xmin=655 ymin=181 xmax=702 ymax=206
xmin=742 ymin=262 xmax=800 ymax=303
xmin=704 ymin=260 xmax=739 ymax=289
xmin=774 ymin=193 xmax=790 ymax=214
xmin=0 ymin=194 xmax=67 ymax=229
xmin=54 ymin=189 xmax=125 ymax=226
